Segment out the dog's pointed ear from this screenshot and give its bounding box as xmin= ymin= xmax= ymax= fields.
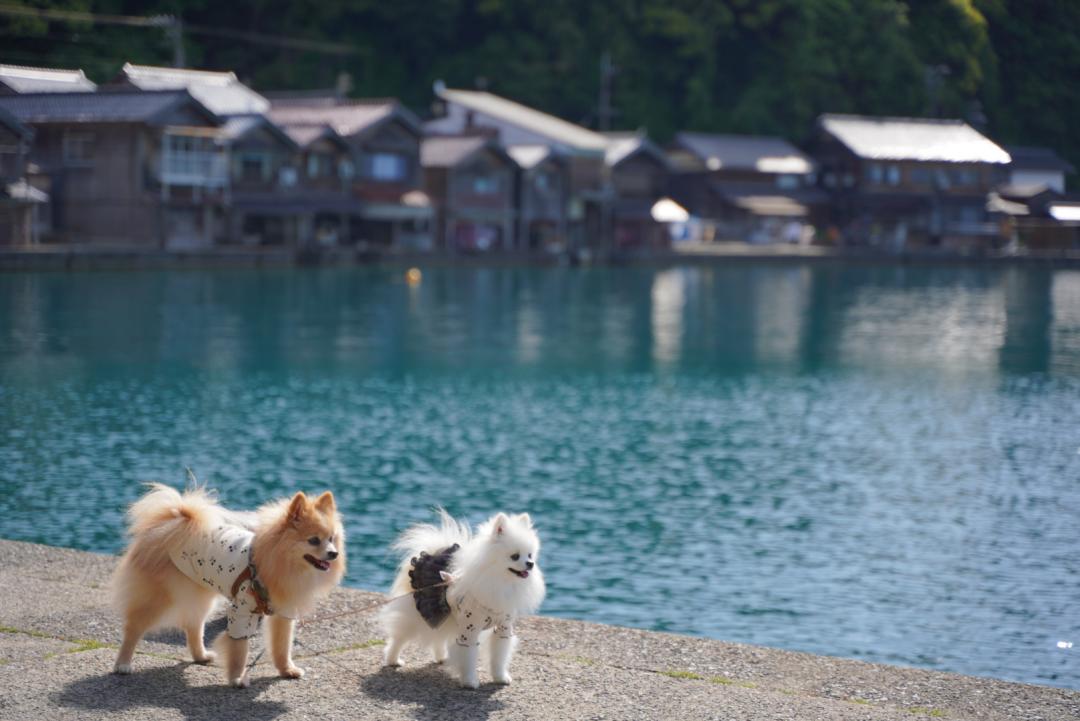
xmin=516 ymin=513 xmax=533 ymax=528
xmin=287 ymin=492 xmax=308 ymax=525
xmin=491 ymin=512 xmax=510 ymax=538
xmin=315 ymin=491 xmax=335 ymax=513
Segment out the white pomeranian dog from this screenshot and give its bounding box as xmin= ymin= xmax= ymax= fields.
xmin=381 ymin=510 xmax=545 ymax=688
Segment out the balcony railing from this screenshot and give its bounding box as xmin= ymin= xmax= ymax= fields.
xmin=161 ymin=132 xmax=228 ymax=188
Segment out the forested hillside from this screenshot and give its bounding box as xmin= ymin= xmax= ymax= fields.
xmin=3 ymin=0 xmax=1077 ymax=174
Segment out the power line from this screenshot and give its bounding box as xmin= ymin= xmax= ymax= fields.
xmin=0 ymin=3 xmax=360 ymax=58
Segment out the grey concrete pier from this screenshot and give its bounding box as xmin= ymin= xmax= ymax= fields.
xmin=0 ymin=540 xmax=1075 ymax=720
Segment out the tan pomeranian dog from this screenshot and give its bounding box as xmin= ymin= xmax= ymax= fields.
xmin=111 ymin=483 xmax=345 ymax=687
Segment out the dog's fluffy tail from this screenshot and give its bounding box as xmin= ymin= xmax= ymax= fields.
xmin=391 ymin=508 xmax=471 ymax=561
xmin=120 ymin=483 xmax=220 ymax=574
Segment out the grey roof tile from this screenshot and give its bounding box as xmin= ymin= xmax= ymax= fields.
xmin=0 ymin=89 xmax=218 ymax=125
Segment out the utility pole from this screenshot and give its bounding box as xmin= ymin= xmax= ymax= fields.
xmin=597 ymin=51 xmax=618 ymax=132
xmin=167 ymin=16 xmax=184 ymax=68
xmin=149 ymin=14 xmax=184 ymax=68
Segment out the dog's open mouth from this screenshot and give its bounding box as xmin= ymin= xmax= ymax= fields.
xmin=304 ymin=554 xmax=331 ymax=571
xmin=508 ymin=568 xmax=529 ymax=579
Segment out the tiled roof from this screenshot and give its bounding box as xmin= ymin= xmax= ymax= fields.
xmin=421 ymin=135 xmax=491 ymax=168
xmin=116 ymin=63 xmax=269 ymax=116
xmin=673 ymin=132 xmax=815 ymax=174
xmin=602 ymin=131 xmax=668 ymax=168
xmin=819 ymin=114 xmax=1010 ymax=164
xmin=1005 ymin=145 xmax=1075 ymax=173
xmin=268 ymin=100 xmax=417 ymax=139
xmin=0 ymin=90 xmax=219 ymax=125
xmin=221 ymin=115 xmax=296 ymax=149
xmin=436 ymin=88 xmax=608 ymax=153
xmin=507 ymin=144 xmax=556 ymax=169
xmin=0 ymin=105 xmax=32 ymax=139
xmin=0 ymin=64 xmax=97 ymax=94
xmin=281 ymin=124 xmax=347 ymax=149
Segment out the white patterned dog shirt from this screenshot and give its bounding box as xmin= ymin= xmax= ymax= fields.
xmin=451 ymin=592 xmax=516 ymax=647
xmin=169 ymin=523 xmax=265 ymax=639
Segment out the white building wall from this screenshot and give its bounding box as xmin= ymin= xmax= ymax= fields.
xmin=1010 ymin=169 xmax=1065 ymax=193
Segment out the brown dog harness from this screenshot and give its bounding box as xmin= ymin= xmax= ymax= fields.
xmin=231 ymin=562 xmax=273 ymax=617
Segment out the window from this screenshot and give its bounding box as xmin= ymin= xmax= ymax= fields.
xmin=0 ymin=145 xmax=17 ymax=178
xmin=237 ymin=152 xmax=270 ymax=182
xmin=867 ymin=163 xmax=884 ymax=184
xmin=949 ymin=167 xmax=978 ymax=187
xmin=368 ymin=152 xmax=407 ymax=181
xmin=910 ymin=167 xmax=933 ymax=186
xmin=279 ymin=166 xmax=298 ymax=187
xmin=472 ymin=175 xmax=499 ymax=194
xmin=163 ymin=133 xmax=219 ymax=181
xmin=339 ymin=158 xmax=355 ymax=180
xmin=307 ymin=153 xmax=334 ymax=179
xmin=776 ymin=174 xmax=800 ymax=189
xmin=885 ymin=165 xmax=901 ymax=186
xmin=63 ymin=131 xmax=95 ymax=165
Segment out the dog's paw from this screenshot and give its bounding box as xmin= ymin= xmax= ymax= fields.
xmin=492 ymin=672 xmax=512 ymax=685
xmin=280 ymin=665 xmax=305 ymax=679
xmin=113 ymin=662 xmax=132 ymax=675
xmin=193 ymin=651 xmax=216 ymax=665
xmin=230 ymin=676 xmax=250 ymax=689
xmin=461 ymin=674 xmax=480 ymax=689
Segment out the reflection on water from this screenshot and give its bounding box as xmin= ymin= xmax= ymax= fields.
xmin=0 ymin=265 xmax=1078 ymax=690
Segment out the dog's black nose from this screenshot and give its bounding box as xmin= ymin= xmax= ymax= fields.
xmin=326 ymin=551 xmax=338 ymax=560
xmin=525 ymin=561 xmax=534 ymax=570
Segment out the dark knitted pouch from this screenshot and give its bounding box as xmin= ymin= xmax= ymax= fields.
xmin=408 ymin=543 xmax=459 ymax=628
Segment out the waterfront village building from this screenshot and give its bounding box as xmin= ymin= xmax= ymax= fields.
xmin=507 ymin=144 xmax=569 ymax=251
xmin=1003 ymin=145 xmax=1074 ymax=195
xmin=990 ymin=146 xmax=1080 ymax=251
xmin=0 ymin=90 xmax=226 ymax=247
xmin=0 ymin=64 xmax=97 ymax=95
xmin=812 ymin=114 xmax=1012 ymax=250
xmin=421 ymin=134 xmax=518 ymax=251
xmin=111 ymin=64 xmax=366 ymax=247
xmin=667 ymin=132 xmax=824 ymax=245
xmin=602 ymin=131 xmax=675 ymax=249
xmin=0 ymin=106 xmax=48 ymax=245
xmin=428 ymin=86 xmax=612 ymax=253
xmin=268 ymin=97 xmax=432 ymax=249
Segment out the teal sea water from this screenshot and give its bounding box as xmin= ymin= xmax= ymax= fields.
xmin=1 ymin=264 xmax=1078 ymax=689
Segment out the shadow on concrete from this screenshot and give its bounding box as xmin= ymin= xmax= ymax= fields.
xmin=361 ymin=665 xmax=505 ymax=721
xmin=145 ymin=616 xmax=228 ymax=648
xmin=54 ymin=663 xmax=288 ymax=721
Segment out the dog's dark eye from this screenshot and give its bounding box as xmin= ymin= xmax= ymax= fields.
xmin=308 ymin=536 xmax=320 ymax=546
xmin=510 ymin=553 xmax=520 ymax=561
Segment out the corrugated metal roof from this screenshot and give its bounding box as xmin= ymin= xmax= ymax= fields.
xmin=674 ymin=132 xmax=815 ymax=174
xmin=118 ymin=63 xmax=269 ymax=116
xmin=0 ymin=90 xmax=218 ymax=125
xmin=437 ymin=88 xmax=608 ymax=152
xmin=268 ymin=102 xmax=404 ymax=139
xmin=0 ymin=64 xmax=97 ymax=94
xmin=421 ymin=136 xmax=490 ymax=168
xmin=819 ymin=114 xmax=1010 ymax=164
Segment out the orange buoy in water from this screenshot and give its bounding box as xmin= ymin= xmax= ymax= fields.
xmin=406 ymin=268 xmax=422 ymax=285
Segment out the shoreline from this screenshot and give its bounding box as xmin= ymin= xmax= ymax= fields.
xmin=2 ymin=242 xmax=1080 ymax=272
xmin=1 ymin=538 xmax=1076 ymax=720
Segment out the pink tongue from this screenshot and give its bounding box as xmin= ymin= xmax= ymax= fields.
xmin=520 ymin=570 xmax=529 ymax=578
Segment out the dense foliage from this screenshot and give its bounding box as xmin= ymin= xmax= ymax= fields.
xmin=3 ymin=1 xmax=1077 ymax=179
